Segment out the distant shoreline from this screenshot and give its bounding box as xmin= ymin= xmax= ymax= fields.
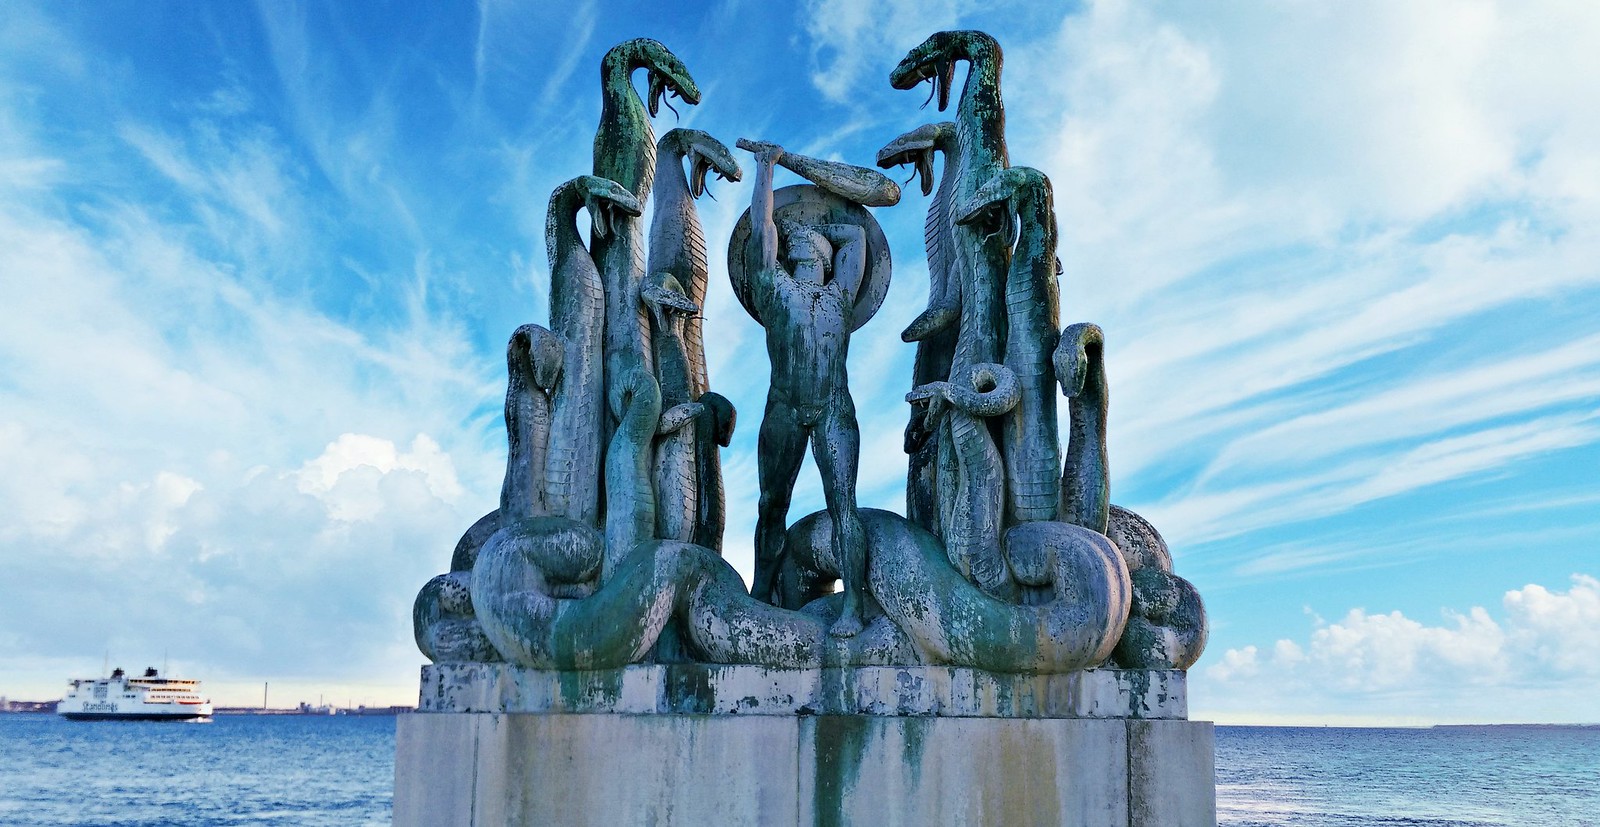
xmin=213 ymin=706 xmax=415 ymax=716
xmin=0 ymin=703 xmax=414 ymax=716
xmin=1 ymin=706 xmax=1591 ymax=726
xmin=1213 ymin=722 xmax=1600 ymax=730
xmin=1430 ymin=722 xmax=1600 ymax=730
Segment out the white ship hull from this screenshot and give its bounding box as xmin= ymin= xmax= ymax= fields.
xmin=58 ymin=702 xmax=212 ymax=721
xmin=59 ymin=667 xmax=212 ymax=721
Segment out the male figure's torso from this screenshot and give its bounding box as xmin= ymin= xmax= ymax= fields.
xmin=758 ymin=268 xmax=853 ymax=417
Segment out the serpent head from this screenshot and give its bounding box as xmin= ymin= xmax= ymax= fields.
xmin=574 ymin=175 xmax=641 ymax=240
xmin=641 ymin=271 xmax=700 ymax=332
xmin=660 ymin=129 xmax=743 ymax=198
xmin=697 ymin=391 xmax=737 ymax=447
xmin=906 ymin=362 xmax=1020 ymax=422
xmin=1054 ymin=322 xmax=1105 ymax=399
xmin=890 ymin=31 xmax=998 ymax=111
xmin=606 ymin=39 xmax=701 ymax=117
xmin=509 ymin=324 xmax=565 ymax=393
xmin=904 ymin=405 xmax=936 ymax=453
xmin=875 ymin=122 xmax=956 ymax=196
xmin=608 ymin=365 xmax=662 ymax=425
xmin=955 ymin=166 xmax=1052 ymax=248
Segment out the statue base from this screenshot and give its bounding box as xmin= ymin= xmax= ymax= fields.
xmin=394 ymin=664 xmax=1216 ymax=826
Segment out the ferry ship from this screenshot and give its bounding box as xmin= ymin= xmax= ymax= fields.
xmin=58 ymin=667 xmax=213 ymax=721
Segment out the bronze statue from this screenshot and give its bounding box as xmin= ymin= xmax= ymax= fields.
xmin=412 ymin=31 xmax=1207 ymax=680
xmin=740 ymin=139 xmax=871 ymax=638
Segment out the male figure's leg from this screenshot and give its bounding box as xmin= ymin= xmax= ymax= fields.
xmin=813 ymin=398 xmax=866 ymax=637
xmin=753 ymin=397 xmax=808 ymax=603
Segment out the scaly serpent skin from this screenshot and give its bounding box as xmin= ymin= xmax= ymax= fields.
xmin=782 ymin=508 xmax=1131 ymax=673
xmin=593 ymin=40 xmax=699 ymax=441
xmin=649 ymin=128 xmax=742 ymax=400
xmin=644 ymin=271 xmax=704 ymax=543
xmin=1054 ymin=324 xmax=1211 ymax=669
xmin=908 ymin=363 xmax=1020 ymax=598
xmin=877 ymin=122 xmax=961 ymax=536
xmin=544 ymin=176 xmax=640 ymax=525
xmin=421 ymin=32 xmax=1205 ymax=679
xmin=603 ymin=367 xmax=663 ymax=581
xmin=501 ymin=324 xmax=564 ymax=520
xmin=958 ymin=167 xmax=1063 ymax=525
xmin=1055 ymin=322 xmax=1109 ymax=534
xmin=891 ymin=32 xmax=1010 ymax=381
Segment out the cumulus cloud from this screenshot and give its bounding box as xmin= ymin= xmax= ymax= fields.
xmin=297 ymin=434 xmax=466 ymax=521
xmin=1197 ymin=575 xmax=1600 ymax=722
xmin=0 ymin=190 xmax=494 ymax=701
xmin=1503 ymin=576 xmax=1600 ymax=674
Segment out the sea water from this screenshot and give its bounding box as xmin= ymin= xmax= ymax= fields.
xmin=1217 ymin=725 xmax=1600 ymax=826
xmin=0 ymin=714 xmax=392 ymax=826
xmin=1 ymin=716 xmax=1596 ymax=825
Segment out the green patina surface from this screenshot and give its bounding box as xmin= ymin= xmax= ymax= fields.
xmin=557 ymin=668 xmax=625 ymax=710
xmin=810 ymin=715 xmax=871 ymax=827
xmin=663 ymin=663 xmax=716 ymax=713
xmin=412 ymin=29 xmax=1208 ymax=691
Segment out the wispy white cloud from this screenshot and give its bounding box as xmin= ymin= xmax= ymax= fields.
xmin=801 ymin=0 xmax=980 ymax=104
xmin=0 ymin=11 xmax=504 ymax=702
xmin=1149 ymin=412 xmax=1600 ymax=545
xmin=965 ymin=1 xmax=1600 ymax=569
xmin=669 ymin=0 xmax=1600 ymax=596
xmin=0 ymin=207 xmax=496 ymax=701
xmin=1200 ymin=334 xmax=1600 ymax=482
xmin=535 ymin=0 xmax=598 ymax=111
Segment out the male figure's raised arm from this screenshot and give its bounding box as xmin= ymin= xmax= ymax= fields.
xmin=737 ymin=139 xmax=783 ymax=279
xmin=815 ymin=223 xmax=867 ymax=305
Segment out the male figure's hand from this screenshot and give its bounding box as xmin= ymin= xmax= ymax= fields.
xmin=737 ymin=138 xmax=784 ymax=166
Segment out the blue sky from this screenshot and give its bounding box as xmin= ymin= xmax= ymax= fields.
xmin=1 ymin=0 xmax=1595 ymax=724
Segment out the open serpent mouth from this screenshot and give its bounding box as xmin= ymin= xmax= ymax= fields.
xmin=588 ymin=199 xmax=630 ymax=239
xmin=876 ymin=126 xmax=943 ymax=197
xmin=907 ymin=59 xmax=956 ymax=112
xmin=964 ymin=202 xmax=1018 ymax=250
xmin=590 ymin=200 xmax=615 ymax=238
xmin=584 ymin=184 xmax=642 ymax=240
xmin=881 ymin=148 xmax=937 ymax=197
xmin=687 ymin=149 xmax=739 ymax=199
xmin=647 ymin=70 xmax=692 ymax=118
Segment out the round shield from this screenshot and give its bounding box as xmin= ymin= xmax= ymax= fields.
xmin=727 ymin=184 xmax=893 ymax=332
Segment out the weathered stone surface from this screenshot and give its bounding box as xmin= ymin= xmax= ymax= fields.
xmin=878 ymin=122 xmax=961 ymax=539
xmin=417 ymin=663 xmax=1187 ymax=719
xmin=395 ymin=712 xmax=797 ymax=827
xmin=393 ymin=711 xmax=479 ymax=827
xmin=1129 ymin=719 xmax=1217 ymax=827
xmin=796 ymin=716 xmax=1131 ymax=826
xmin=393 ymin=711 xmax=1216 ymax=827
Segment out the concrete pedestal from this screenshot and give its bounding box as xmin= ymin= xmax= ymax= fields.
xmin=395 ymin=665 xmax=1215 ymax=826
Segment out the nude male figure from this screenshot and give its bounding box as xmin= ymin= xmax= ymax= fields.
xmin=742 ymin=139 xmax=869 ymax=638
